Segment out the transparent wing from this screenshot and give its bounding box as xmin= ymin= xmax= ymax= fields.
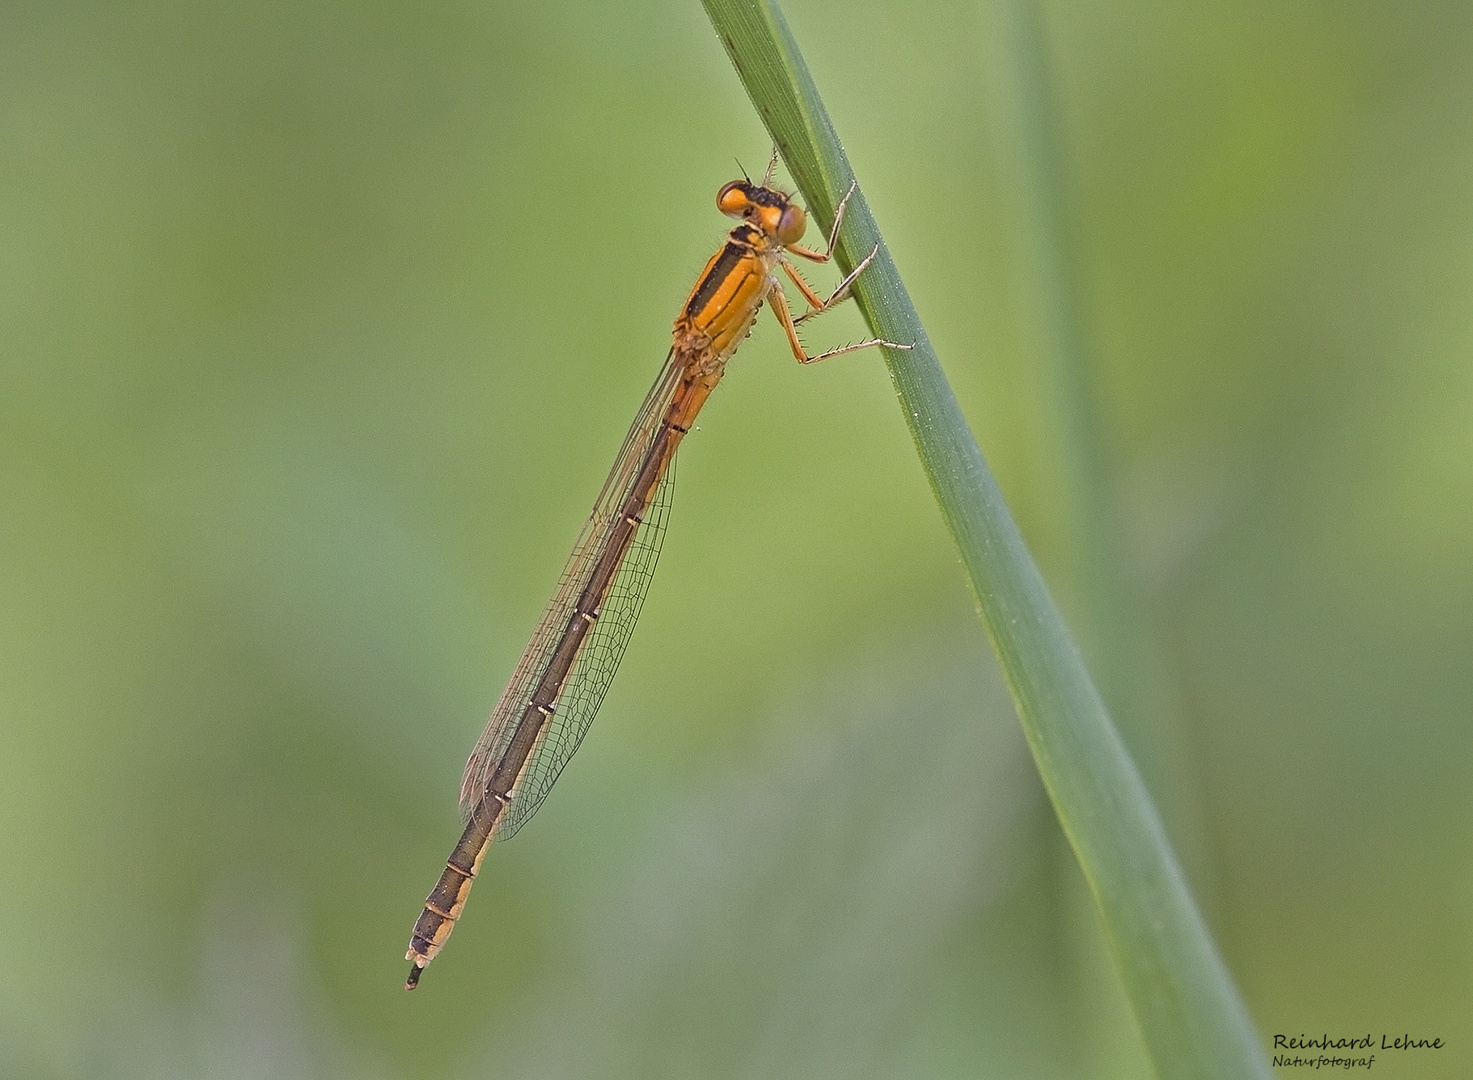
xmin=490 ymin=455 xmax=674 ymax=840
xmin=459 ymin=350 xmax=684 ymax=835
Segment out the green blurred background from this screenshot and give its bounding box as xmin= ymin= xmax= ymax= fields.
xmin=3 ymin=0 xmax=1471 ymax=1076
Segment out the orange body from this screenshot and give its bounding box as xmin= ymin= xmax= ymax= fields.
xmin=405 ymin=165 xmax=906 ymax=988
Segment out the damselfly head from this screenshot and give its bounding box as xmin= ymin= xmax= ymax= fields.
xmin=716 ymin=179 xmax=807 ymax=246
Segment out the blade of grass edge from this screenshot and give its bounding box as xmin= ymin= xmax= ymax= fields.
xmin=700 ymin=2 xmax=1272 ymax=1077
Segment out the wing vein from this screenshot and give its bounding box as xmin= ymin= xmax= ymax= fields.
xmin=458 ymin=349 xmax=685 ymax=830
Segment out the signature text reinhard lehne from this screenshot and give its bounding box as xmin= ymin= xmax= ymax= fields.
xmin=1272 ymin=1034 xmax=1443 ymax=1051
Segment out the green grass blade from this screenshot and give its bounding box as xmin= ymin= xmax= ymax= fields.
xmin=701 ymin=2 xmax=1272 ymax=1076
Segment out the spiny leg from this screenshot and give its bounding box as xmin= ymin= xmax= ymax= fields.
xmin=785 ymin=243 xmax=885 ymax=327
xmin=784 ymin=180 xmax=859 ymax=264
xmin=761 ymin=145 xmax=780 ymax=187
xmin=768 ymin=176 xmax=910 ymax=360
xmin=780 ymin=258 xmax=827 ymax=312
xmin=766 ymin=279 xmax=911 ymax=365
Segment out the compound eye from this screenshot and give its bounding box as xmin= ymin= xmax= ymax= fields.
xmin=717 ymin=181 xmax=751 ymax=217
xmin=776 ymin=203 xmax=807 ymax=245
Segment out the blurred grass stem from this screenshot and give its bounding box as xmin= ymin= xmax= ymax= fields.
xmin=980 ymin=0 xmax=1207 ymax=871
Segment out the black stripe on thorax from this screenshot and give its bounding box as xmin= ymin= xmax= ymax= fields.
xmin=685 ymin=225 xmax=766 ymax=320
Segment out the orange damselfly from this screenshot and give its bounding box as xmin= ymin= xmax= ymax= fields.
xmin=405 ymin=153 xmax=909 ymax=988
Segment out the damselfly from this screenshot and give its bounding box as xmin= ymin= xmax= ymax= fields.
xmin=405 ymin=153 xmax=909 ymax=988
